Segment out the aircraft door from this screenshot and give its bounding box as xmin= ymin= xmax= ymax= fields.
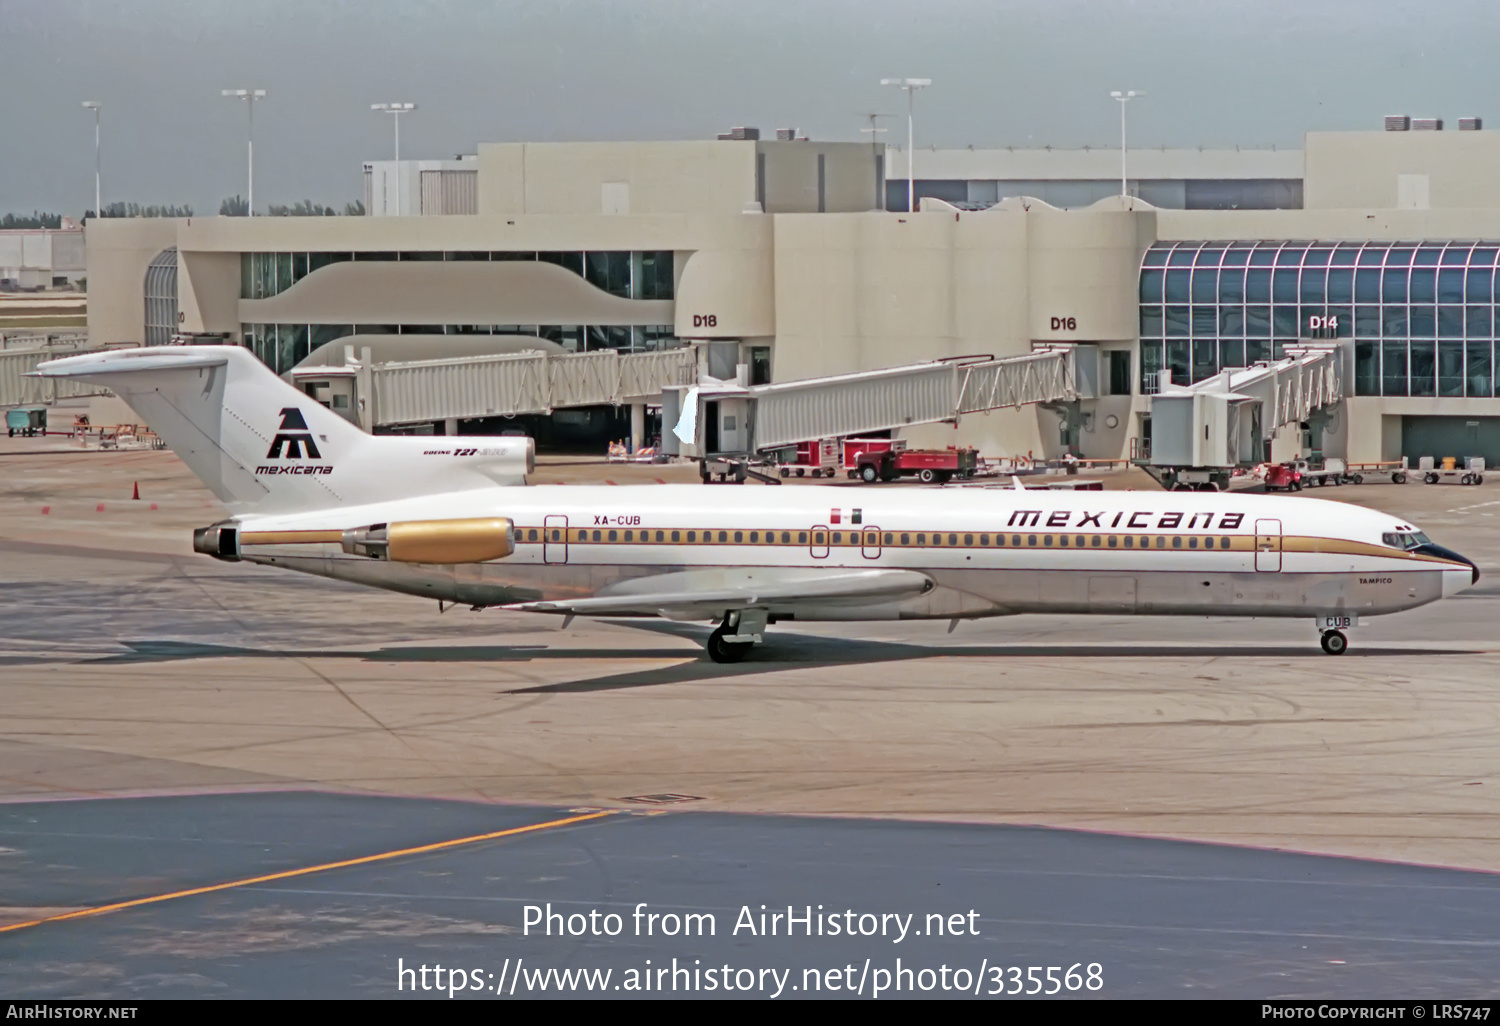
xmin=810 ymin=525 xmax=830 ymax=559
xmin=1254 ymin=518 xmax=1282 ymax=572
xmin=861 ymin=527 xmax=883 ymax=559
xmin=544 ymin=515 xmax=569 ymax=564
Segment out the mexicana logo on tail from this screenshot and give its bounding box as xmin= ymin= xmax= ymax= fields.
xmin=266 ymin=407 xmax=321 ymax=459
xmin=257 ymin=407 xmax=333 ymax=475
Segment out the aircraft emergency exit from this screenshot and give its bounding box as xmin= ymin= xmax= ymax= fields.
xmin=36 ymin=346 xmax=1479 ymax=662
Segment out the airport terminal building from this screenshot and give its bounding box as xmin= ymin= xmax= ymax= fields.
xmin=86 ymin=120 xmax=1500 ymax=464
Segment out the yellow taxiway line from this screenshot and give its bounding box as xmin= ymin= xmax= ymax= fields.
xmin=0 ymin=808 xmax=618 ymax=934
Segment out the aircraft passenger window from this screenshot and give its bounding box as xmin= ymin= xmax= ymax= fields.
xmin=593 ymin=530 xmax=603 ymax=542
xmin=1172 ymin=537 xmax=1181 ymax=549
xmin=551 ymin=530 xmax=559 ymax=541
xmin=1108 ymin=536 xmax=1117 ymax=547
xmin=670 ymin=530 xmax=679 ymax=542
xmin=1124 ymin=536 xmax=1134 ymax=548
xmin=883 ymin=533 xmax=893 ymax=545
xmin=528 ymin=529 xmax=537 ymax=541
xmin=687 ymin=531 xmax=696 ymax=542
xmin=1028 ymin=535 xmax=1037 ymax=546
xmin=608 ymin=530 xmax=618 ymax=542
xmin=1188 ymin=537 xmax=1198 ymax=549
xmin=1220 ymin=536 xmax=1231 ymax=547
xmin=980 ymin=534 xmax=990 ymax=546
xmin=832 ymin=532 xmax=842 ymax=544
xmin=624 ymin=530 xmax=633 ymax=541
xmin=950 ymin=534 xmax=959 ymax=546
xmin=1044 ymin=535 xmax=1054 ymax=546
xmin=719 ymin=531 xmax=728 ymax=542
xmin=962 ymin=534 xmax=973 ymax=546
xmin=900 ymin=533 xmax=910 ymax=545
xmin=782 ymin=532 xmax=792 ymax=543
xmin=1076 ymin=535 xmax=1085 ymax=547
xmin=1091 ymin=536 xmax=1100 ymax=547
xmin=1012 ymin=535 xmax=1021 ymax=546
xmin=1156 ymin=536 xmax=1166 ymax=549
xmin=1059 ymin=535 xmax=1069 ymax=547
xmin=656 ymin=531 xmax=665 ymax=542
xmin=798 ymin=532 xmax=808 ymax=544
xmin=734 ymin=531 xmax=743 ymax=543
xmin=749 ymin=531 xmax=758 ymax=543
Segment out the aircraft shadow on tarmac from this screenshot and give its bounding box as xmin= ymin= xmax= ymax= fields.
xmin=64 ymin=629 xmax=1483 ymax=695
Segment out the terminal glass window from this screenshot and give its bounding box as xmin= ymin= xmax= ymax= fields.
xmin=239 ymin=250 xmax=673 ymax=301
xmin=1140 ymin=240 xmax=1500 ymax=397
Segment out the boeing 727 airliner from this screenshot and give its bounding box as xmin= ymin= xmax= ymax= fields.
xmin=36 ymin=346 xmax=1478 ymax=661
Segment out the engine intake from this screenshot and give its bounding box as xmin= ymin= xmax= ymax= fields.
xmin=341 ymin=517 xmax=514 ymax=564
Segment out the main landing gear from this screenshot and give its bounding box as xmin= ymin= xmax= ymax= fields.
xmin=1319 ymin=629 xmax=1348 ymax=656
xmin=706 ymin=609 xmax=766 ymax=664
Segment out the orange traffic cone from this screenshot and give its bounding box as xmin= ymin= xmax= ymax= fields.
xmin=132 ymin=481 xmax=139 ymax=500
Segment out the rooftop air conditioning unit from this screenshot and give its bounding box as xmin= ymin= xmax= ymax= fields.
xmin=1385 ymin=115 xmax=1410 ymax=131
xmin=1412 ymin=117 xmax=1444 ymax=131
xmin=776 ymin=128 xmax=797 ymax=141
xmin=716 ymin=126 xmax=760 ymax=141
xmin=1459 ymin=116 xmax=1483 ymax=131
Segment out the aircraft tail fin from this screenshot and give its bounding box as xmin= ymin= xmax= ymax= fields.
xmin=35 ymin=346 xmax=531 ymax=515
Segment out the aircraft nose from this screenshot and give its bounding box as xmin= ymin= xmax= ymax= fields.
xmin=1415 ymin=542 xmax=1480 ymax=588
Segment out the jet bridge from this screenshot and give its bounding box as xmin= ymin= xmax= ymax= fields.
xmin=0 ymin=336 xmax=115 ymax=408
xmin=1146 ymin=343 xmax=1345 ymax=490
xmin=663 ymin=346 xmax=1095 ymax=462
xmin=289 ymin=345 xmax=699 ymax=430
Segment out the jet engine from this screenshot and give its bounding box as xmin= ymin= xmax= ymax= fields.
xmin=341 ymin=518 xmax=514 ymax=563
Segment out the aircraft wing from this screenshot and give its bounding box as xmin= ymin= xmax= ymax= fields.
xmin=507 ymin=567 xmax=933 ymax=617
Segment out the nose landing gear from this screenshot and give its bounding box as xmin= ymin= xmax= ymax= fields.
xmin=1319 ymin=629 xmax=1348 ymax=656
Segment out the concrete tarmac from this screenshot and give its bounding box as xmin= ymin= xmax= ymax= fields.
xmin=3 ymin=441 xmax=1500 ymax=996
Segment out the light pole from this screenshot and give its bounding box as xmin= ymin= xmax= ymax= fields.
xmin=1110 ymin=90 xmax=1144 ymax=198
xmin=81 ymin=102 xmax=102 ymax=218
xmin=880 ymin=78 xmax=931 ymax=212
xmin=221 ymin=89 xmax=266 ymax=215
xmin=860 ymin=113 xmax=892 ymax=210
xmin=371 ymin=103 xmax=417 ymax=161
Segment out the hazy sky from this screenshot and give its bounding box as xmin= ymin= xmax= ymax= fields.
xmin=2 ymin=0 xmax=1494 ymax=216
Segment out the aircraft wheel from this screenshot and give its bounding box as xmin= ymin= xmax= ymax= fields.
xmin=917 ymin=468 xmax=936 ymax=483
xmin=1320 ymin=629 xmax=1348 ymax=656
xmin=706 ymin=626 xmax=753 ymax=664
xmin=859 ymin=464 xmax=879 ymax=483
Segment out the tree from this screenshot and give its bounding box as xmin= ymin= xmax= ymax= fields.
xmin=268 ymin=200 xmax=338 ymax=216
xmin=93 ymin=202 xmax=193 ymax=218
xmin=1 ymin=212 xmax=63 ymax=229
xmin=219 ymin=195 xmax=249 ymax=217
xmin=344 ymin=199 xmax=366 ymax=217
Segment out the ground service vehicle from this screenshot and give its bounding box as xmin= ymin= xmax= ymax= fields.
xmin=855 ymin=447 xmax=979 ymax=484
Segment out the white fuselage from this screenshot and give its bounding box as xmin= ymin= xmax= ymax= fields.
xmin=231 ymin=484 xmax=1475 ymax=623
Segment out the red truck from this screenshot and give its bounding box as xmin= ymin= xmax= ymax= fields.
xmin=854 ymin=446 xmax=979 ymax=484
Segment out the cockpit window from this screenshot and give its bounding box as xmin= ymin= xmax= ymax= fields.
xmin=1382 ymin=531 xmax=1433 ymax=550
